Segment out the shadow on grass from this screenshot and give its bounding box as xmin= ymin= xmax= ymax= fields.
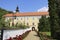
xmin=39 ymin=32 xmax=57 ymax=40
xmin=34 ymin=29 xmax=57 ymax=40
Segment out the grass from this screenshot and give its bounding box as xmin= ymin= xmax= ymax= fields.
xmin=39 ymin=32 xmax=51 ymax=37
xmin=39 ymin=32 xmax=57 ymax=40
xmin=45 ymin=32 xmax=51 ymax=36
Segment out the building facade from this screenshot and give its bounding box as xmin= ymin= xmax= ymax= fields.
xmin=4 ymin=12 xmax=49 ymax=30
xmin=4 ymin=6 xmax=49 ymax=30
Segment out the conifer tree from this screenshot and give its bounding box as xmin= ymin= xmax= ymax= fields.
xmin=48 ymin=0 xmax=60 ymax=38
xmin=38 ymin=16 xmax=50 ymax=32
xmin=38 ymin=16 xmax=46 ymax=31
xmin=56 ymin=0 xmax=60 ymax=26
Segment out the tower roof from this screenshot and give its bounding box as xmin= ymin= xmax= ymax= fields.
xmin=16 ymin=6 xmax=19 ymax=12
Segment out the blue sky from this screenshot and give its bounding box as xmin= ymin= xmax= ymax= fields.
xmin=0 ymin=0 xmax=48 ymax=12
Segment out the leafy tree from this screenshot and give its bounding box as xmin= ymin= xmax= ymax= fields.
xmin=0 ymin=18 xmax=6 ymax=29
xmin=16 ymin=23 xmax=29 ymax=29
xmin=0 ymin=8 xmax=13 ymax=28
xmin=0 ymin=8 xmax=13 ymax=20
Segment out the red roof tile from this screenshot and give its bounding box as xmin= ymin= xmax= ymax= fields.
xmin=4 ymin=12 xmax=49 ymax=17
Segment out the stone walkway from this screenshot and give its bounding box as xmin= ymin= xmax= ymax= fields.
xmin=23 ymin=31 xmax=40 ymax=40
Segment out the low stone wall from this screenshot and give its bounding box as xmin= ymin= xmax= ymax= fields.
xmin=3 ymin=27 xmax=31 ymax=40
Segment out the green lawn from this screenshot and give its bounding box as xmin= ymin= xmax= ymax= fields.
xmin=39 ymin=32 xmax=51 ymax=36
xmin=45 ymin=32 xmax=51 ymax=36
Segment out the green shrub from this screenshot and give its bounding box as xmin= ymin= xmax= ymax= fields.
xmin=16 ymin=23 xmax=29 ymax=29
xmin=0 ymin=18 xmax=29 ymax=29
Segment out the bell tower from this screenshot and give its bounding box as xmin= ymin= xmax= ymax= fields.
xmin=16 ymin=6 xmax=19 ymax=12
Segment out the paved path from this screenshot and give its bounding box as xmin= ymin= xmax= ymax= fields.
xmin=23 ymin=31 xmax=40 ymax=40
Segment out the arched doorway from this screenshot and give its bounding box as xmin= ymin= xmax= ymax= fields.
xmin=32 ymin=27 xmax=35 ymax=31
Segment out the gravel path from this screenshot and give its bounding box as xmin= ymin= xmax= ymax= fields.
xmin=23 ymin=31 xmax=40 ymax=40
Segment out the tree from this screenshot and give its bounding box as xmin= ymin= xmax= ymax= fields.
xmin=56 ymin=0 xmax=60 ymax=27
xmin=38 ymin=16 xmax=50 ymax=32
xmin=0 ymin=8 xmax=13 ymax=28
xmin=48 ymin=0 xmax=60 ymax=39
xmin=0 ymin=17 xmax=6 ymax=29
xmin=56 ymin=0 xmax=60 ymax=18
xmin=0 ymin=8 xmax=13 ymax=20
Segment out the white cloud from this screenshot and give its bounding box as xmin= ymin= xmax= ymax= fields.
xmin=13 ymin=11 xmax=16 ymax=13
xmin=37 ymin=6 xmax=48 ymax=12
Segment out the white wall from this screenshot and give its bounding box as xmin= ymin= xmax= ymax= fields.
xmin=3 ymin=27 xmax=31 ymax=40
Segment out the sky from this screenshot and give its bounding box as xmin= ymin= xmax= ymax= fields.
xmin=0 ymin=0 xmax=48 ymax=12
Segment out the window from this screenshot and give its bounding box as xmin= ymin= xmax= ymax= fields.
xmin=27 ymin=17 xmax=28 ymax=20
xmin=21 ymin=18 xmax=22 ymax=20
xmin=17 ymin=18 xmax=18 ymax=20
xmin=14 ymin=16 xmax=16 ymax=19
xmin=33 ymin=17 xmax=34 ymax=20
xmin=32 ymin=23 xmax=34 ymax=25
xmin=27 ymin=23 xmax=29 ymax=25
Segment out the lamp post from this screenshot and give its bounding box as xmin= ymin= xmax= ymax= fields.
xmin=1 ymin=23 xmax=5 ymax=40
xmin=1 ymin=26 xmax=4 ymax=40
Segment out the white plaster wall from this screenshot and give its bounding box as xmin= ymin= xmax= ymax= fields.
xmin=3 ymin=27 xmax=31 ymax=40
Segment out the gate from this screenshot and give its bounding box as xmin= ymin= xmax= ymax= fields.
xmin=32 ymin=27 xmax=35 ymax=31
